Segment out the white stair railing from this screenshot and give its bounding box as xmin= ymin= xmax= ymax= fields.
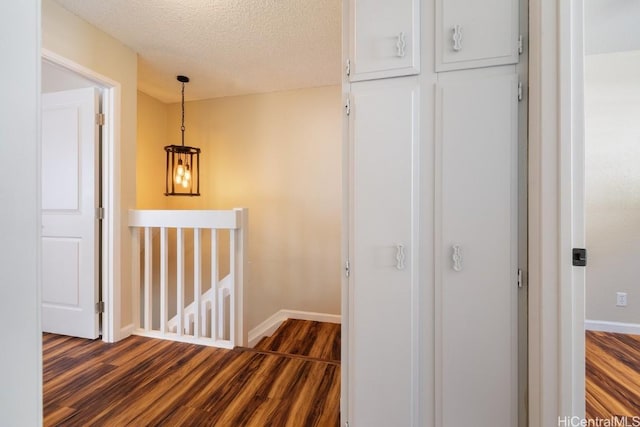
xmin=166 ymin=274 xmax=231 ymax=338
xmin=129 ymin=208 xmax=247 ymax=348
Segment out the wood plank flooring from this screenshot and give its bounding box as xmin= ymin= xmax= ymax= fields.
xmin=253 ymin=319 xmax=341 ymax=363
xmin=43 ymin=320 xmax=340 ymax=426
xmin=586 ymin=330 xmax=640 ymax=419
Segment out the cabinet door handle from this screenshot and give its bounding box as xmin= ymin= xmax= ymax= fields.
xmin=396 ymin=244 xmax=406 ymax=270
xmin=396 ymin=32 xmax=407 ymax=57
xmin=452 ymin=25 xmax=463 ymax=51
xmin=452 ymin=245 xmax=463 ymax=272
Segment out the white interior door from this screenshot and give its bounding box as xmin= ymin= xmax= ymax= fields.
xmin=41 ymin=87 xmax=100 ymax=339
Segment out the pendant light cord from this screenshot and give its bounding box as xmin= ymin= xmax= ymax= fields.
xmin=181 ymin=81 xmax=186 ymax=147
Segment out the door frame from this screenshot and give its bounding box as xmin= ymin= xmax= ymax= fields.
xmin=41 ymin=48 xmax=122 ymax=343
xmin=528 ymin=0 xmax=585 ymax=424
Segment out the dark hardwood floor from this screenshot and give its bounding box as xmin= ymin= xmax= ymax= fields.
xmin=253 ymin=319 xmax=340 ymax=363
xmin=47 ymin=323 xmax=640 ymax=423
xmin=586 ymin=330 xmax=640 ymax=419
xmin=43 ymin=319 xmax=341 ymax=426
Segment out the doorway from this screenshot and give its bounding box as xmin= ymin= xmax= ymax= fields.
xmin=583 ymin=1 xmax=640 ymax=418
xmin=41 ymin=50 xmax=122 ymax=343
xmin=539 ymin=0 xmax=640 ymax=422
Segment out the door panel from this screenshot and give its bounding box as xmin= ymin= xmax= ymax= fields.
xmin=348 ymin=0 xmax=420 ymax=81
xmin=436 ymin=0 xmax=518 ymax=71
xmin=349 ymin=77 xmax=420 ymax=426
xmin=42 ymin=238 xmax=81 ymax=305
xmin=41 ymin=87 xmax=99 ymax=339
xmin=436 ymin=70 xmax=518 ymax=426
xmin=42 ymin=106 xmax=81 ymax=211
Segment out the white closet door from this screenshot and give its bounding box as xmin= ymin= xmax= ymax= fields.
xmin=436 ymin=0 xmax=519 ymax=71
xmin=348 ymin=77 xmax=420 ymax=426
xmin=348 ymin=0 xmax=420 ymax=81
xmin=436 ymin=69 xmax=518 ymax=427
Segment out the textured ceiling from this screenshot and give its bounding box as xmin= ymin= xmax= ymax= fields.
xmin=54 ymin=0 xmax=342 ymax=102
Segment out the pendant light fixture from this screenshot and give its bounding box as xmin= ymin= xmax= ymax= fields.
xmin=165 ymin=75 xmax=201 ymax=196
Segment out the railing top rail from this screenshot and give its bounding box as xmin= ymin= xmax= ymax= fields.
xmin=129 ymin=209 xmax=245 ymax=229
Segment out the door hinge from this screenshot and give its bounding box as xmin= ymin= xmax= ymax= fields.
xmin=345 ymin=260 xmax=351 ymax=278
xmin=518 ymin=34 xmax=524 ymax=55
xmin=96 ymin=301 xmax=105 ymax=313
xmin=97 ymin=207 xmax=105 ymax=220
xmin=345 ymin=97 xmax=351 ymax=116
xmin=517 ymin=81 xmax=523 ymax=102
xmin=346 ymin=59 xmax=351 ymax=77
xmin=517 ymin=268 xmax=524 ymax=288
xmin=96 ymin=113 xmax=105 ymax=126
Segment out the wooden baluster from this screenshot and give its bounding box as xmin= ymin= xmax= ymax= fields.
xmin=160 ymin=227 xmax=168 ymax=334
xmin=131 ymin=227 xmax=141 ymax=330
xmin=229 ymin=228 xmax=236 ymax=345
xmin=177 ymin=227 xmax=184 ymax=336
xmin=194 ymin=228 xmax=201 ymax=338
xmin=211 ymin=229 xmax=218 ymax=341
xmin=144 ymin=227 xmax=152 ymax=331
xmin=218 ymin=289 xmax=225 ymax=340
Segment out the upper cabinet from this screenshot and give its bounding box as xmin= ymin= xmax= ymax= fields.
xmin=435 ymin=0 xmax=519 ymax=71
xmin=348 ymin=0 xmax=420 ymax=81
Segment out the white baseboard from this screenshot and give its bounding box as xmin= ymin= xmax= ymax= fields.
xmin=247 ymin=309 xmax=341 ymax=348
xmin=585 ymin=319 xmax=640 ymax=335
xmin=117 ymin=323 xmax=136 ymax=341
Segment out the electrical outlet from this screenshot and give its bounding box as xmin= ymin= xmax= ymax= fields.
xmin=616 ymin=292 xmax=628 ymax=307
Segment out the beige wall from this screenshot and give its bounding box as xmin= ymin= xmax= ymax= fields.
xmin=585 ymin=51 xmax=640 ymax=325
xmin=42 ymin=0 xmax=138 ymax=333
xmin=137 ymin=92 xmax=169 ymax=209
xmin=137 ymin=86 xmax=342 ymax=330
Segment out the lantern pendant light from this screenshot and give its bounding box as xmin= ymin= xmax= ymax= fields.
xmin=164 ymin=75 xmax=201 ymax=196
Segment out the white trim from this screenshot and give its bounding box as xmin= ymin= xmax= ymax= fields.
xmin=528 ymin=0 xmax=560 ymax=425
xmin=281 ymin=310 xmax=341 ymax=324
xmin=235 ymin=208 xmax=249 ymax=346
xmin=559 ymin=0 xmax=586 ymax=420
xmin=129 ymin=209 xmax=241 ymax=229
xmin=133 ymin=329 xmax=235 ymax=349
xmin=528 ymin=0 xmax=585 ymax=424
xmin=585 ymin=320 xmax=640 ymax=336
xmin=247 ymin=309 xmax=341 ymax=348
xmin=120 ymin=323 xmax=136 ymax=338
xmin=341 ymin=0 xmax=351 ymax=424
xmin=41 ymin=48 xmax=122 ymax=343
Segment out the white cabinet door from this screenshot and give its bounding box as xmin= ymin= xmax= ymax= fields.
xmin=436 ymin=0 xmax=519 ymax=71
xmin=348 ymin=0 xmax=420 ymax=81
xmin=435 ymin=70 xmax=518 ymax=426
xmin=348 ymin=77 xmax=420 ymax=426
xmin=41 ymin=87 xmax=100 ymax=339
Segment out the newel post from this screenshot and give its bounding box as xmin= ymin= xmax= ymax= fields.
xmin=233 ymin=208 xmax=248 ymax=347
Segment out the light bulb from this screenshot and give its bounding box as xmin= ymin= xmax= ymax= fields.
xmin=184 ymin=168 xmax=191 ymax=181
xmin=176 ymin=159 xmax=185 ymax=177
xmin=175 ymin=174 xmax=182 ymax=184
xmin=182 ymin=179 xmax=189 ymax=188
